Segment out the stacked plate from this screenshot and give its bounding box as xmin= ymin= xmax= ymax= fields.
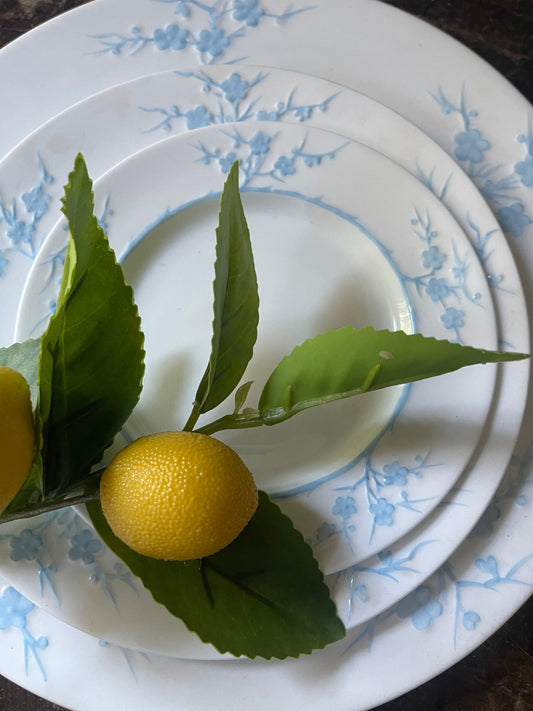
xmin=0 ymin=1 xmax=531 ymax=709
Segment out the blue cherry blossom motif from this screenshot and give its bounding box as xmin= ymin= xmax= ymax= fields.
xmin=6 ymin=220 xmax=33 ymax=245
xmin=382 ymin=460 xmax=409 ymax=486
xmin=249 ymin=130 xmax=271 ymax=155
xmin=294 ymin=106 xmax=313 ymax=121
xmin=332 ymin=495 xmax=356 ymax=521
xmin=453 ymin=128 xmax=490 ymax=163
xmin=0 ymin=253 xmax=8 ymax=276
xmin=426 ymin=277 xmax=449 ymax=302
xmin=197 ymin=28 xmax=231 ymax=57
xmin=68 ymin=530 xmax=103 ymax=565
xmin=369 ymin=497 xmax=394 ymax=526
xmin=184 ymin=106 xmax=212 ymax=129
xmin=441 ymin=306 xmax=464 ymax=331
xmin=514 ymin=154 xmax=533 ymax=188
xmin=497 ymin=202 xmax=533 ymax=238
xmin=21 ymin=185 xmax=50 ymax=220
xmin=463 ymin=610 xmax=481 ymax=631
xmin=0 ymin=587 xmax=35 ymax=630
xmin=315 ymin=521 xmax=337 ymax=542
xmin=233 ymin=0 xmax=265 ymax=27
xmin=274 ymin=155 xmax=296 ymax=176
xmin=219 ymin=152 xmax=238 ymax=173
xmin=175 ymin=1 xmax=191 ymax=17
xmin=396 ymin=585 xmax=443 ymax=630
xmin=220 ymin=73 xmax=249 ymax=102
xmin=9 ymin=530 xmax=43 ymax=562
xmin=153 ymin=24 xmax=189 ymax=51
xmin=422 ymin=245 xmax=446 ymax=270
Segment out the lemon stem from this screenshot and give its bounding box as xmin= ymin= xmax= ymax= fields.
xmin=183 ymin=399 xmax=205 ymax=432
xmin=195 ymin=413 xmax=264 ymax=435
xmin=0 ymin=489 xmax=101 ymax=524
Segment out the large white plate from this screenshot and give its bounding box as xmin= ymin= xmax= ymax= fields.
xmin=7 ymin=119 xmax=500 ymax=655
xmin=0 ymin=0 xmax=531 ymax=708
xmin=0 ymin=65 xmax=527 ymax=644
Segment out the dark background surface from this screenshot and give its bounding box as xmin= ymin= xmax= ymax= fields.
xmin=0 ymin=0 xmax=531 ymax=709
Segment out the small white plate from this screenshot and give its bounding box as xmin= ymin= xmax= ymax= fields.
xmin=7 ymin=120 xmax=499 ymax=656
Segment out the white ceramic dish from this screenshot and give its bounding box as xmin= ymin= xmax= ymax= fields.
xmin=0 ymin=1 xmax=531 ymax=708
xmin=7 ymin=119 xmax=500 ymax=656
xmin=0 ymin=65 xmax=527 ymax=646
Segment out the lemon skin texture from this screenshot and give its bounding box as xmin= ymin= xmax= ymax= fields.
xmin=100 ymin=431 xmax=258 ymax=561
xmin=0 ymin=366 xmax=35 ymax=514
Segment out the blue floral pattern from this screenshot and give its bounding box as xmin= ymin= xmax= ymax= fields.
xmin=0 ymin=156 xmax=54 ymax=280
xmin=0 ymin=586 xmax=49 ymax=680
xmin=140 ymin=70 xmax=341 ymax=133
xmin=343 ymin=435 xmax=533 ymax=654
xmin=431 ymin=86 xmax=533 ymax=238
xmin=0 ymin=511 xmax=138 ymax=610
xmin=91 ymin=1 xmax=314 ymax=64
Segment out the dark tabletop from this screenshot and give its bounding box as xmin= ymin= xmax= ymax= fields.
xmin=0 ymin=1 xmax=531 ymax=709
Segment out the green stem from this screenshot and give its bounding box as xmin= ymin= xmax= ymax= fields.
xmin=0 ymin=489 xmax=101 ymax=524
xmin=183 ymin=399 xmax=203 ymax=432
xmin=195 ymin=413 xmax=264 ymax=436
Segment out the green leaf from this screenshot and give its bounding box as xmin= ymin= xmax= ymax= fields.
xmin=257 ymin=326 xmax=529 ymax=425
xmin=0 ymin=338 xmax=41 ymax=407
xmin=38 ymin=154 xmax=145 ymax=496
xmin=186 ymin=161 xmax=259 ymax=428
xmin=87 ymin=491 xmax=345 ymax=659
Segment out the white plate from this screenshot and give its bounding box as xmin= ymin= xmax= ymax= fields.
xmin=0 ymin=0 xmax=531 ymax=708
xmin=6 ymin=120 xmax=500 ymax=656
xmin=0 ymin=65 xmax=527 ymax=642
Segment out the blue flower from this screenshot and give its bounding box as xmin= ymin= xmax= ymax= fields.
xmin=9 ymin=529 xmax=43 ymax=562
xmin=175 ymin=1 xmax=190 ymax=17
xmin=220 ymin=73 xmax=248 ymax=102
xmin=294 ymin=106 xmax=313 ymax=122
xmin=153 ymin=24 xmax=189 ymax=51
xmin=68 ymin=530 xmax=102 ymax=565
xmin=463 ymin=610 xmax=481 ymax=631
xmin=249 ymin=131 xmax=271 ymax=155
xmin=0 ymin=587 xmax=34 ymax=630
xmin=332 ymin=495 xmax=356 ymax=521
xmin=369 ymin=497 xmax=394 ymax=526
xmin=22 ymin=186 xmax=50 ymax=219
xmin=315 ymin=521 xmax=337 ymax=542
xmin=497 ymin=202 xmax=533 ymax=238
xmin=274 ymin=155 xmax=295 ymax=176
xmin=233 ymin=0 xmax=264 ymax=27
xmin=422 ymin=245 xmax=446 ymax=270
xmin=426 ymin=276 xmax=449 ymax=302
xmin=255 ymin=109 xmax=279 ymax=121
xmin=383 ymin=460 xmax=409 ymax=486
xmin=219 ymin=152 xmax=238 ymax=174
xmin=197 ymin=28 xmax=230 ymax=57
xmin=184 ymin=106 xmax=212 ymax=129
xmin=453 ymin=128 xmax=490 ymax=163
xmin=441 ymin=306 xmax=464 ymax=331
xmin=6 ymin=219 xmax=33 ymax=245
xmin=515 ymin=154 xmax=533 ymax=187
xmin=396 ymin=585 xmax=442 ymax=630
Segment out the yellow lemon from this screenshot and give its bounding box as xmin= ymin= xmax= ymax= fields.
xmin=100 ymin=431 xmax=258 ymax=561
xmin=0 ymin=366 xmax=34 ymax=514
